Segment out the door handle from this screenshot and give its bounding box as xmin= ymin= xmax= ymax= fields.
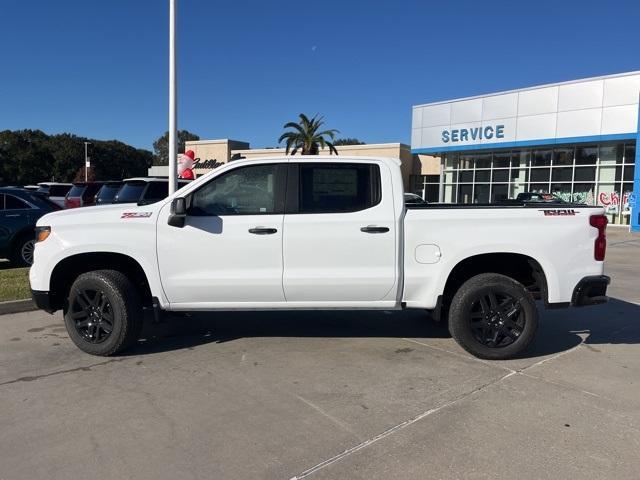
xmin=360 ymin=226 xmax=389 ymax=234
xmin=248 ymin=227 xmax=278 ymax=235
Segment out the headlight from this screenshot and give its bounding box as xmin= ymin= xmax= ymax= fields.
xmin=35 ymin=226 xmax=51 ymax=243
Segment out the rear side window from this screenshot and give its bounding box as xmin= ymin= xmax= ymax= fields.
xmin=298 ymin=163 xmax=381 ymax=213
xmin=67 ymin=185 xmax=86 ymax=197
xmin=144 ymin=182 xmax=169 ymax=202
xmin=48 ymin=185 xmax=72 ymax=196
xmin=115 ymin=182 xmax=146 ymax=203
xmin=5 ymin=194 xmax=31 ymax=210
xmin=97 ymin=184 xmax=122 ymax=202
xmin=83 ymin=184 xmax=102 ymax=198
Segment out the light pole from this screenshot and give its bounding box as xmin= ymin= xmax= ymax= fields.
xmin=84 ymin=141 xmax=91 ymax=182
xmin=168 ymin=0 xmax=178 ymax=195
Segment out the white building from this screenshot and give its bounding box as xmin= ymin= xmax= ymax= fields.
xmin=411 ymin=71 xmax=640 ymax=229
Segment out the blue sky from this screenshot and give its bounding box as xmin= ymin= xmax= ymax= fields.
xmin=1 ymin=0 xmax=639 ymax=151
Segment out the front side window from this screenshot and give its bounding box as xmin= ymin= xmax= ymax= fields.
xmin=189 ymin=164 xmax=277 ymax=215
xmin=298 ymin=163 xmax=380 ymax=213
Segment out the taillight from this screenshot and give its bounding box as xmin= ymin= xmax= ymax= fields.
xmin=589 ymin=214 xmax=607 ymax=261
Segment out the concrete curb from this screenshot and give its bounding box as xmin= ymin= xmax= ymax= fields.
xmin=0 ymin=299 xmax=37 ymax=315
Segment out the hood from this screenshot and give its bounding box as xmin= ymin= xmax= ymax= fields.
xmin=36 ymin=202 xmax=163 ymax=227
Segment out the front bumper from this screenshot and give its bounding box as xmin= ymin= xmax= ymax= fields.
xmin=31 ymin=290 xmax=55 ymax=314
xmin=572 ymin=275 xmax=610 ymax=307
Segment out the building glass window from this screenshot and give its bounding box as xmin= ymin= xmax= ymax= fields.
xmin=492 ymin=169 xmax=509 ymax=183
xmin=530 ymin=168 xmax=550 ymax=183
xmin=474 ymin=184 xmax=490 ymax=203
xmin=475 ymin=169 xmax=490 ymax=183
xmin=575 ymin=146 xmax=598 ymax=165
xmin=458 ymin=184 xmax=473 ymax=203
xmin=553 ymin=147 xmax=574 ymax=166
xmin=426 ymin=141 xmax=635 ymax=225
xmin=531 ymin=149 xmax=552 ymax=167
xmin=574 ymin=166 xmax=596 ymax=182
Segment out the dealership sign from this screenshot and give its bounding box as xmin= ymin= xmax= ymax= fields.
xmin=442 ymin=124 xmax=505 ymax=143
xmin=193 ymin=158 xmax=225 ymax=169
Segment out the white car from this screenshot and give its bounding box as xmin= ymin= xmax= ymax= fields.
xmin=36 ymin=182 xmax=73 ymax=208
xmin=30 ymin=156 xmax=610 ymax=359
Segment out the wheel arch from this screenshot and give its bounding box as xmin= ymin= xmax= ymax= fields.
xmin=440 ymin=252 xmax=550 ymax=315
xmin=48 ymin=252 xmax=153 ymax=311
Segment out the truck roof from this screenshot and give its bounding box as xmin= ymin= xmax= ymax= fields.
xmin=229 ymin=155 xmax=403 ymax=167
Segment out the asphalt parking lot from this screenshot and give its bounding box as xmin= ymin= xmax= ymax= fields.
xmin=1 ymin=228 xmax=639 ymax=479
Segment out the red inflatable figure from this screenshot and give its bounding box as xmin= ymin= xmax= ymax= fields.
xmin=178 ymin=150 xmax=196 ymax=180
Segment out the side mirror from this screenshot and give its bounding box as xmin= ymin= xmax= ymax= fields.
xmin=168 ymin=197 xmax=187 ymax=228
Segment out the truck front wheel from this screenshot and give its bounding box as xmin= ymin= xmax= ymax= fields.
xmin=448 ymin=273 xmax=538 ymax=360
xmin=64 ymin=270 xmax=143 ymax=356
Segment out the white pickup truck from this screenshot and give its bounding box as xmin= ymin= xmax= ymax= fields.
xmin=30 ymin=156 xmax=610 ymax=359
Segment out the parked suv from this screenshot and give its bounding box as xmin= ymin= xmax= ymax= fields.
xmin=0 ymin=188 xmax=60 ymax=266
xmin=65 ymin=182 xmax=104 ymax=208
xmin=95 ymin=181 xmax=124 ymax=205
xmin=36 ymin=182 xmax=72 ymax=208
xmin=113 ymin=178 xmax=190 ymax=205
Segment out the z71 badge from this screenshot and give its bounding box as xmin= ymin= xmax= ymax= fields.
xmin=121 ymin=212 xmax=153 ymax=219
xmin=541 ymin=209 xmax=578 ymax=216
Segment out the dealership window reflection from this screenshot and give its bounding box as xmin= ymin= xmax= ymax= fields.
xmin=439 ymin=142 xmax=635 ymax=225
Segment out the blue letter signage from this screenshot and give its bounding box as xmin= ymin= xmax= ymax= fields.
xmin=441 ymin=124 xmax=505 ymax=143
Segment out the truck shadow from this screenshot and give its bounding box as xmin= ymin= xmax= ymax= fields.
xmin=125 ymin=298 xmax=640 ymax=360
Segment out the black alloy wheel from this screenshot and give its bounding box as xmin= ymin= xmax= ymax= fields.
xmin=69 ymin=288 xmax=114 ymax=344
xmin=64 ymin=270 xmax=143 ymax=356
xmin=468 ymin=291 xmax=524 ymax=348
xmin=448 ymin=273 xmax=538 ymax=360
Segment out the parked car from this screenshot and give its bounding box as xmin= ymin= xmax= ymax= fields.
xmin=31 ymin=156 xmax=609 ymax=359
xmin=404 ymin=193 xmax=427 ymax=205
xmin=113 ymin=178 xmax=190 ymax=205
xmin=95 ymin=181 xmax=124 ymax=205
xmin=36 ymin=182 xmax=73 ymax=208
xmin=0 ymin=187 xmax=60 ymax=266
xmin=64 ymin=182 xmax=104 ymax=208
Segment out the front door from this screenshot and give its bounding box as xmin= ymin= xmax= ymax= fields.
xmin=157 ymin=163 xmax=287 ymax=308
xmin=282 ymin=162 xmax=398 ymax=303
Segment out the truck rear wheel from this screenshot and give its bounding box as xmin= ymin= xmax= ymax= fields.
xmin=448 ymin=273 xmax=538 ymax=360
xmin=64 ymin=270 xmax=143 ymax=356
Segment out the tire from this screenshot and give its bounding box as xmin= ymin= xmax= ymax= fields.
xmin=448 ymin=273 xmax=538 ymax=360
xmin=64 ymin=270 xmax=143 ymax=356
xmin=11 ymin=233 xmax=35 ymax=267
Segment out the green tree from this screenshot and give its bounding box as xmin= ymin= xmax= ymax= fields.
xmin=153 ymin=130 xmax=200 ymax=165
xmin=278 ymin=114 xmax=339 ymax=155
xmin=333 ymin=138 xmax=364 ymax=146
xmin=0 ymin=129 xmax=152 ymax=185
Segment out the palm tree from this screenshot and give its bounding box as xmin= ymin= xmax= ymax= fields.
xmin=278 ymin=114 xmax=339 ymax=155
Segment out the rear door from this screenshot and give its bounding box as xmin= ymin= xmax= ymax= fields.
xmin=0 ymin=194 xmax=33 ymax=248
xmin=282 ymin=161 xmax=397 ymax=303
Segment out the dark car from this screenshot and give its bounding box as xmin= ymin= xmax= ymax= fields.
xmin=65 ymin=182 xmax=105 ymax=208
xmin=113 ymin=178 xmax=191 ymax=205
xmin=0 ymin=188 xmax=60 ymax=266
xmin=95 ymin=181 xmax=124 ymax=205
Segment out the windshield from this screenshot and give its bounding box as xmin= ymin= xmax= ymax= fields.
xmin=114 ymin=182 xmax=146 ymax=203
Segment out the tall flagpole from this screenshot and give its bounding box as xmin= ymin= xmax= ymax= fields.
xmin=168 ymin=0 xmax=178 ymax=195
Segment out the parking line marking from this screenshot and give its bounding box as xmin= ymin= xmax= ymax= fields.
xmin=289 ymin=370 xmax=516 ymax=480
xmin=293 ymin=394 xmax=361 ymax=440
